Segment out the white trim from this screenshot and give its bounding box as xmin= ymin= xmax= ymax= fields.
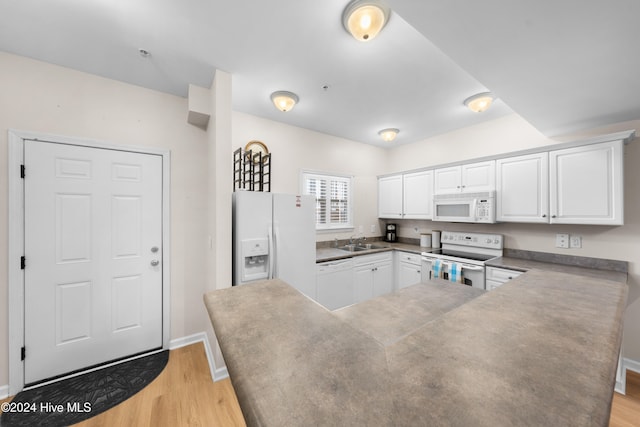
xmin=7 ymin=129 xmax=171 ymax=396
xmin=624 ymin=357 xmax=640 ymax=374
xmin=8 ymin=132 xmax=25 ymax=396
xmin=615 ymin=357 xmax=640 ymax=395
xmin=0 ymin=384 xmax=9 ymax=400
xmin=169 ymin=332 xmax=228 ymax=381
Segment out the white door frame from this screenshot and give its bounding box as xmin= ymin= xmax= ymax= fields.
xmin=8 ymin=129 xmax=171 ymax=395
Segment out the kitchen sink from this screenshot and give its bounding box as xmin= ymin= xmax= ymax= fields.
xmin=338 ymin=243 xmax=389 ymax=252
xmin=338 ymin=245 xmax=368 ymax=252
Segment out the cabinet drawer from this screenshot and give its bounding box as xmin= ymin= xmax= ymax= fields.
xmin=396 ymin=251 xmax=421 ymax=265
xmin=354 ymin=252 xmax=392 ymax=266
xmin=486 ymin=266 xmax=523 ymax=283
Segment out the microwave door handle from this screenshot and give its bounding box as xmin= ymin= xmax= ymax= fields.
xmin=471 ymin=199 xmax=478 ymax=221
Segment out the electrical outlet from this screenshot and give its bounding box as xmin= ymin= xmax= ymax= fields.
xmin=358 ymin=225 xmax=363 ymax=233
xmin=370 ymin=224 xmax=376 ymax=233
xmin=570 ymin=235 xmax=582 ymax=248
xmin=555 ymin=233 xmax=569 ymax=249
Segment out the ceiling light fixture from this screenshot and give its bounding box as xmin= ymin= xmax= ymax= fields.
xmin=342 ymin=0 xmax=390 ymax=42
xmin=464 ymin=92 xmax=495 ymax=113
xmin=378 ymin=128 xmax=399 ymax=142
xmin=270 ymin=91 xmax=299 ymax=112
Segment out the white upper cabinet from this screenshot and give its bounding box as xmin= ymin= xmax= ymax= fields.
xmin=433 ymin=166 xmax=461 ymax=194
xmin=378 ymin=175 xmax=403 ymax=219
xmin=379 ymin=170 xmax=433 ymax=219
xmin=434 ymin=160 xmax=495 ymax=194
xmin=549 ymin=140 xmax=624 ymax=225
xmin=403 ymin=170 xmax=433 ymax=220
xmin=496 ymin=152 xmax=549 ymax=223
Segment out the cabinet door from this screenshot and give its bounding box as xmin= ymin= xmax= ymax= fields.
xmin=496 ymin=153 xmax=549 ymax=222
xmin=398 ymin=261 xmax=422 ymax=289
xmin=373 ymin=262 xmax=394 ymax=297
xmin=434 ymin=166 xmax=461 ymax=194
xmin=461 ymin=160 xmax=495 ymax=193
xmin=353 ymin=265 xmax=373 ymax=304
xmin=549 ymin=140 xmax=623 ymax=225
xmin=378 ymin=175 xmax=403 ymax=218
xmin=403 ymin=170 xmax=433 ymax=219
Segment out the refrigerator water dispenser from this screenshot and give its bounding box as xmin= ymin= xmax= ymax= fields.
xmin=241 ymin=238 xmax=269 ymax=281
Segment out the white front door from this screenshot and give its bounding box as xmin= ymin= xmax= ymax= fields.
xmin=24 ymin=140 xmax=163 ymax=384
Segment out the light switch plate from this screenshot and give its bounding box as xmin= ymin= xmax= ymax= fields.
xmin=570 ymin=235 xmax=582 ymax=248
xmin=555 ymin=233 xmax=569 ymax=248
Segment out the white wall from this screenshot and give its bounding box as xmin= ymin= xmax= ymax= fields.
xmin=385 ymin=113 xmax=640 ymax=362
xmin=232 ymin=111 xmax=388 ymax=242
xmin=0 ymin=52 xmax=210 ymax=387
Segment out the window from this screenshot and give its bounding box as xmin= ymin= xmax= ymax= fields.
xmin=302 ymin=171 xmax=353 ymax=230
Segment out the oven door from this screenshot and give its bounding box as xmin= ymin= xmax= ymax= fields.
xmin=422 ymin=256 xmax=485 ymax=289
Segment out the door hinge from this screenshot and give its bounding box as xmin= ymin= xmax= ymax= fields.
xmin=21 ymin=256 xmax=26 ymax=270
xmin=21 ymin=347 xmax=25 ymax=361
xmin=20 ymin=164 xmax=25 ymax=179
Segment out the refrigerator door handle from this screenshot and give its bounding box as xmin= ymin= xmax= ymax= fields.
xmin=268 ymin=226 xmax=275 ymax=280
xmin=273 ymin=225 xmax=280 ymax=278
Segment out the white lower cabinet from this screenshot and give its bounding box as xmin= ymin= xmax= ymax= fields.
xmin=397 ymin=251 xmax=422 ymax=289
xmin=353 ymin=253 xmax=393 ymax=304
xmin=316 ymin=259 xmax=354 ymax=310
xmin=485 ymin=266 xmax=523 ymax=291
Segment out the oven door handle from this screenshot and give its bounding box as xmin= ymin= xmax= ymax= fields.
xmin=459 ymin=264 xmax=484 ymax=271
xmin=440 ymin=261 xmax=484 ymax=271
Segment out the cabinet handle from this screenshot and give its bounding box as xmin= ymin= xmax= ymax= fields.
xmin=552 ymin=215 xmax=557 ymax=218
xmin=417 ymin=270 xmax=421 ymax=273
xmin=542 ymin=214 xmax=547 ymax=218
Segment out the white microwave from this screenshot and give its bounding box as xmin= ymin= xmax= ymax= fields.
xmin=433 ymin=191 xmax=496 ymax=223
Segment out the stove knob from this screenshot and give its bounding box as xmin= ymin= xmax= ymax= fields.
xmin=485 ymin=238 xmax=491 ymax=243
xmin=494 ymin=238 xmax=500 ymax=244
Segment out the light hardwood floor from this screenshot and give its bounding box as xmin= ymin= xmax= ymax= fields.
xmin=2 ymin=344 xmax=639 ymax=426
xmin=610 ymin=370 xmax=640 ymax=427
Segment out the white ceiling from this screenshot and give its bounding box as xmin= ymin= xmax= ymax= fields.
xmin=0 ymin=0 xmax=638 ymax=146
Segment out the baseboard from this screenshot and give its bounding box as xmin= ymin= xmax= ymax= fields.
xmin=624 ymin=357 xmax=640 ymax=374
xmin=0 ymin=384 xmax=9 ymax=400
xmin=169 ymin=332 xmax=228 ymax=382
xmin=615 ymin=357 xmax=640 ymax=395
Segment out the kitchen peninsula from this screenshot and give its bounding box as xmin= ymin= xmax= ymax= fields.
xmin=204 ymin=265 xmax=627 ymax=426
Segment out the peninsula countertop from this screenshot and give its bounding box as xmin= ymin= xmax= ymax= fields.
xmin=204 ymin=269 xmax=627 ymax=426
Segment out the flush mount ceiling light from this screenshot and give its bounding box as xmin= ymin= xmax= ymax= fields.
xmin=378 ymin=128 xmax=399 ymax=142
xmin=464 ymin=92 xmax=495 ymax=113
xmin=270 ymin=91 xmax=299 ymax=112
xmin=342 ymin=0 xmax=390 ymax=42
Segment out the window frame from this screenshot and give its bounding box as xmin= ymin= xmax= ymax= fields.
xmin=300 ymin=170 xmax=354 ymax=232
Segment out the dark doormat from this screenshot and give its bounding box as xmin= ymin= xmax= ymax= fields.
xmin=1 ymin=350 xmax=169 ymax=427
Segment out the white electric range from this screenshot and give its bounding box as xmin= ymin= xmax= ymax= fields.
xmin=421 ymin=231 xmax=503 ymax=289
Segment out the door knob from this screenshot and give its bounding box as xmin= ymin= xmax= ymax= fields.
xmin=150 ymin=260 xmax=160 ymax=267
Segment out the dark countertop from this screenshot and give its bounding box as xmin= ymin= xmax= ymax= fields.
xmin=316 ymin=242 xmax=425 ymax=263
xmin=487 ymin=256 xmax=628 ymax=283
xmin=204 ymin=268 xmax=627 ymax=426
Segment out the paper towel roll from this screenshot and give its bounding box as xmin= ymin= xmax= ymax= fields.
xmin=432 ymin=230 xmax=441 ymax=248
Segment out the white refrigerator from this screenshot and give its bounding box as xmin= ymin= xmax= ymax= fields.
xmin=232 ymin=191 xmax=316 ymax=299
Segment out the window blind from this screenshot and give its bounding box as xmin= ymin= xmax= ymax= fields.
xmin=302 ymin=172 xmax=353 ymax=230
